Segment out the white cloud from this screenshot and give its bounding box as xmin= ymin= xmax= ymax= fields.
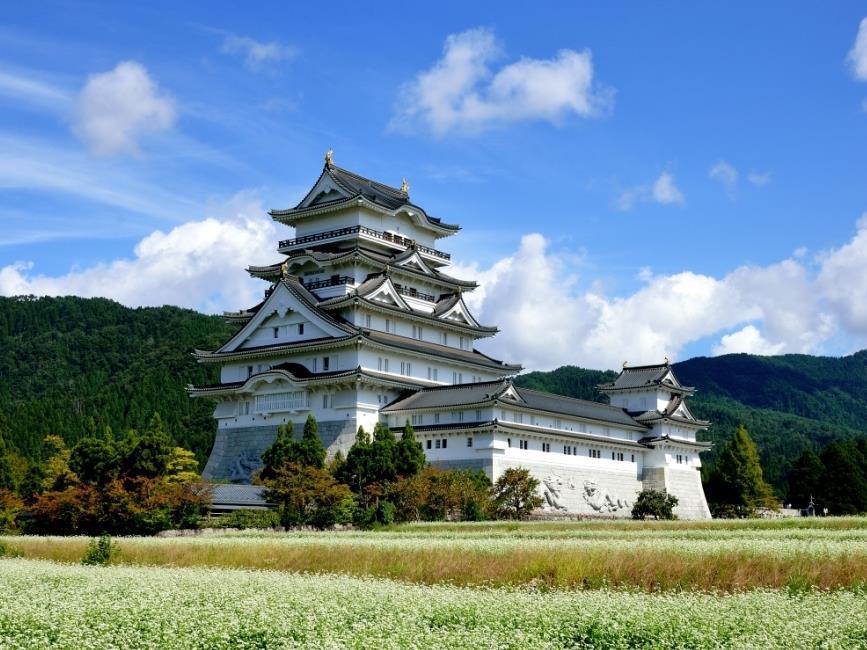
xmin=848 ymin=18 xmax=867 ymax=80
xmin=709 ymin=160 xmax=738 ymax=196
xmin=712 ymin=325 xmax=786 ymax=356
xmin=617 ymin=172 xmax=684 ymax=210
xmin=73 ymin=61 xmax=176 ymax=156
xmin=747 ymin=171 xmax=771 ymax=187
xmin=0 ymin=68 xmax=71 ymax=109
xmin=220 ymin=34 xmax=297 ymax=69
xmin=451 ymin=218 xmax=867 ymax=370
xmin=0 ymin=192 xmax=278 ymax=314
xmin=391 ymin=27 xmax=610 ymax=135
xmin=652 ymin=172 xmax=684 ymax=205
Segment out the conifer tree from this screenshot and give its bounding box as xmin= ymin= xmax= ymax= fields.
xmin=260 ymin=421 xmax=295 ymax=480
xmin=395 ymin=420 xmax=425 ymax=478
xmin=818 ymin=441 xmax=867 ymax=515
xmin=786 ymin=449 xmax=824 ymax=509
xmin=297 ymin=414 xmax=326 ymax=469
xmin=707 ymin=425 xmax=778 ymax=517
xmin=0 ymin=433 xmax=16 ymax=492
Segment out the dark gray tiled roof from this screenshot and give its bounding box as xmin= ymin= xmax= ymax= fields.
xmin=598 ymin=363 xmax=695 ymax=393
xmin=270 ymin=164 xmax=460 ymax=231
xmin=432 ymin=293 xmax=460 ymax=316
xmin=211 ymin=484 xmax=270 ymax=507
xmin=383 ymin=380 xmax=648 ymax=430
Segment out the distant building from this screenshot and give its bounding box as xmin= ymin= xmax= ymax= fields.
xmin=188 ymin=152 xmax=712 ymax=519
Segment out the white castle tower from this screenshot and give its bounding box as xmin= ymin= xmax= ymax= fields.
xmin=189 ymin=152 xmax=712 ymax=519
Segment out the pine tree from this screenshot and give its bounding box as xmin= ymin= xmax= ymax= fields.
xmin=707 ymin=425 xmax=778 ymax=517
xmin=297 ymin=415 xmax=326 ymax=469
xmin=818 ymin=441 xmax=867 ymax=515
xmin=260 ymin=422 xmax=295 ymax=480
xmin=370 ymin=422 xmax=397 ymax=483
xmin=0 ymin=433 xmax=16 ymax=492
xmin=395 ymin=421 xmax=425 ymax=478
xmin=786 ymin=449 xmax=824 ymax=509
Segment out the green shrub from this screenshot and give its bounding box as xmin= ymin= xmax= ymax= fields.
xmin=210 ymin=509 xmax=280 ymax=530
xmin=82 ymin=534 xmax=116 ymax=566
xmin=631 ymin=489 xmax=679 ymax=520
xmin=0 ymin=541 xmax=22 ymax=558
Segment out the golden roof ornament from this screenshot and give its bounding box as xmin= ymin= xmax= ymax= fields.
xmin=400 ymin=177 xmax=410 ymax=194
xmin=280 ymin=260 xmax=289 ymax=279
xmin=664 ymin=356 xmax=670 ymax=365
xmin=324 ymin=147 xmax=334 ymax=167
xmin=622 ymin=361 xmax=628 ymax=369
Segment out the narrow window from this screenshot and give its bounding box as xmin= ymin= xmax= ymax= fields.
xmin=442 ymin=438 xmax=447 ymax=449
xmin=507 ymin=438 xmax=512 ymax=448
xmin=365 ymin=314 xmax=371 ymax=328
xmin=385 ymin=318 xmax=392 ymax=333
xmin=244 ymin=401 xmax=250 ymax=415
xmin=426 ymin=439 xmax=432 ymax=450
xmin=247 ymin=365 xmax=253 ymax=378
xmin=412 ymin=414 xmax=423 ymax=425
xmin=631 ymin=454 xmax=635 ymax=463
xmin=323 ymin=356 xmax=330 ymax=371
xmin=475 ymin=409 xmax=482 ymax=420
xmin=322 ymin=394 xmax=329 ymax=408
xmin=298 ymin=323 xmax=304 ymax=335
xmin=434 ymin=413 xmax=440 ymax=424
xmin=378 ymin=357 xmax=383 ymax=371
xmin=312 ymin=358 xmax=318 ymax=372
xmin=467 ymin=437 xmax=473 ymax=447
xmin=435 ymin=439 xmax=441 ymax=449
xmin=273 ymin=327 xmax=279 ymax=339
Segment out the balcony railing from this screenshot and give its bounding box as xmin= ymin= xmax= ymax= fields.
xmin=279 ymin=225 xmax=450 ymax=261
xmin=301 ymin=275 xmax=355 ymax=291
xmin=394 ymin=283 xmax=436 ymax=303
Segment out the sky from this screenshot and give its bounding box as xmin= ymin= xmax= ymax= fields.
xmin=2 ymin=2 xmax=867 ymax=371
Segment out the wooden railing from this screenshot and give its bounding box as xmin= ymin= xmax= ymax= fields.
xmin=278 ymin=225 xmax=450 ymax=261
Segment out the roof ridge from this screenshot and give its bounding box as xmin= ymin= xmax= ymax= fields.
xmin=515 ymin=385 xmax=629 ymax=412
xmin=329 ymin=164 xmax=405 ymax=197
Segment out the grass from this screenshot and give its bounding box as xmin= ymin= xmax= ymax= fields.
xmin=2 ymin=517 xmax=866 ymax=592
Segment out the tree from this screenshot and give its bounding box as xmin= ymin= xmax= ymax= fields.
xmin=491 ymin=467 xmax=542 ymax=519
xmin=69 ymin=437 xmax=118 ymax=486
xmin=786 ymin=449 xmax=824 ymax=509
xmin=818 ymin=441 xmax=867 ymax=515
xmin=41 ymin=435 xmax=75 ymax=491
xmin=369 ymin=422 xmax=397 ymax=484
xmin=706 ymin=425 xmax=778 ymax=517
xmin=260 ymin=422 xmax=295 ymax=481
xmin=395 ymin=421 xmax=426 ymax=478
xmin=264 ymin=463 xmax=355 ymax=528
xmin=164 ymin=448 xmax=200 ymax=484
xmin=120 ymin=414 xmax=173 ymax=479
xmin=631 ymin=489 xmax=678 ymax=520
xmin=0 ymin=433 xmax=16 ymax=492
xmin=297 ymin=415 xmax=326 ymax=469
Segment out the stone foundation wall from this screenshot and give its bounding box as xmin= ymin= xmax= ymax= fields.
xmin=203 ymin=418 xmax=357 ymax=483
xmin=663 ymin=467 xmax=711 ymax=520
xmin=495 ymin=458 xmax=642 ymax=518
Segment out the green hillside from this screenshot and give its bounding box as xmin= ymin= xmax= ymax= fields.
xmin=1 ymin=295 xmax=865 ymax=493
xmin=516 ymin=353 xmax=867 ymax=492
xmin=0 ymin=295 xmax=232 ymax=466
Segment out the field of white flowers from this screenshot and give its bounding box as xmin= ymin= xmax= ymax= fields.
xmin=0 ymin=558 xmax=865 ymax=649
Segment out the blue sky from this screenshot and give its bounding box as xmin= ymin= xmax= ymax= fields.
xmin=2 ymin=2 xmax=867 ymax=370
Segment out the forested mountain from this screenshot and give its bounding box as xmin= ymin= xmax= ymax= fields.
xmin=1 ymin=295 xmax=865 ymax=494
xmin=516 ymin=353 xmax=867 ymax=492
xmin=0 ymin=296 xmax=232 ymax=466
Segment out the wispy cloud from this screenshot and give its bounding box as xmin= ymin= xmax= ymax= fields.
xmin=616 ymin=172 xmax=684 ymax=211
xmin=0 ymin=66 xmax=72 ymax=110
xmin=847 ymin=17 xmax=867 ymax=80
xmin=747 ymin=171 xmax=771 ymax=187
xmin=391 ymin=27 xmax=612 ymax=135
xmin=220 ymin=34 xmax=297 ymax=70
xmin=709 ymin=160 xmax=738 ymax=197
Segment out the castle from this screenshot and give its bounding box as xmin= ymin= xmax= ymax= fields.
xmin=189 ymin=152 xmax=712 ymax=518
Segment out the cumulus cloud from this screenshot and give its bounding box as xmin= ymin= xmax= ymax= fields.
xmin=617 ymin=172 xmax=684 ymax=210
xmin=0 ymin=192 xmax=278 ymax=314
xmin=848 ymin=18 xmax=867 ymax=80
xmin=391 ymin=27 xmax=611 ymax=135
xmin=220 ymin=34 xmax=297 ymax=69
xmin=73 ymin=61 xmax=176 ymax=156
xmin=453 ymin=218 xmax=867 ymax=370
xmin=709 ymin=160 xmax=738 ymax=196
xmin=713 ymin=325 xmax=785 ymax=356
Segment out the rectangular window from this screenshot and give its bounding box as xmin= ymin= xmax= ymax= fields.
xmin=519 ymin=440 xmax=528 ymax=450
xmin=441 ymin=332 xmax=448 ymax=345
xmin=589 ymin=449 xmax=601 ymax=459
xmin=442 ymin=438 xmax=447 ymax=449
xmin=631 ymin=454 xmax=635 ymax=463
xmin=435 ymin=439 xmax=441 ymax=449
xmin=554 ymin=418 xmax=562 ymax=429
xmin=322 ymin=394 xmax=329 ymax=408
xmin=475 ymin=409 xmax=482 ymax=421
xmin=542 ymin=442 xmax=550 ymax=453
xmin=411 ymin=414 xmax=423 ymax=425
xmin=467 ymin=437 xmax=473 ymax=447
xmin=247 ymin=365 xmax=253 ymax=378
xmin=273 ymin=327 xmax=279 ymax=339
xmin=254 ymin=391 xmax=307 ymax=413
xmin=323 ymin=356 xmax=330 ymax=371
xmin=312 ymin=358 xmax=318 ymax=372
xmin=400 ymin=361 xmax=412 ymax=376
xmin=244 ymin=401 xmax=250 ymax=415
xmin=459 ymin=336 xmax=465 ymax=349
xmin=507 ymin=438 xmax=512 ymax=448
xmin=385 ymin=318 xmax=392 ymax=333
xmin=298 ymin=323 xmax=304 ymax=335
xmin=412 ymin=325 xmax=423 ymax=340
xmin=365 ymin=314 xmax=372 ymax=328
xmin=434 ymin=413 xmax=440 ymax=424
xmin=426 ymin=439 xmax=432 ymax=450
xmin=453 ymin=411 xmax=464 ymax=422
xmin=513 ymin=412 xmax=523 ymax=424
xmin=427 ymin=367 xmax=438 ymax=381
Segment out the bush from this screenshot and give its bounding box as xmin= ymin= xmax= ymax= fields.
xmin=491 ymin=468 xmax=543 ymax=520
xmin=264 ymin=463 xmax=355 ymax=529
xmin=209 ymin=509 xmax=280 ymax=530
xmin=631 ymin=489 xmax=679 ymax=520
xmin=82 ymin=534 xmax=116 ymax=566
xmin=0 ymin=540 xmax=22 ymax=558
